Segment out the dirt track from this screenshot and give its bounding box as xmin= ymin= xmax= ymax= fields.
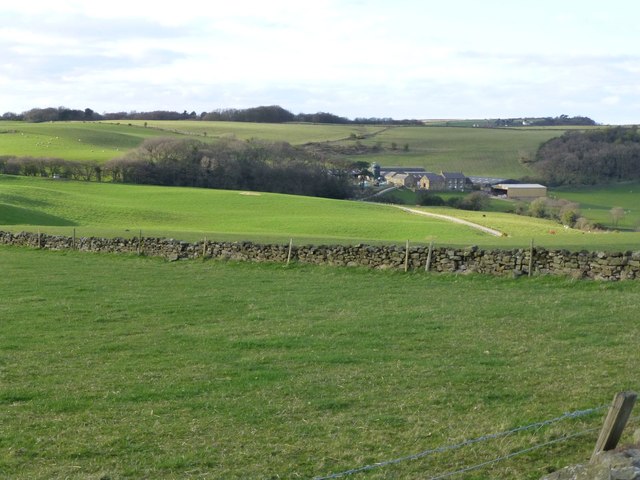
xmin=394 ymin=206 xmax=503 ymax=237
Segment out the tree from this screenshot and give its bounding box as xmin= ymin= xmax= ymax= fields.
xmin=559 ymin=203 xmax=580 ymax=227
xmin=528 ymin=197 xmax=549 ymax=218
xmin=610 ymin=207 xmax=625 ymax=228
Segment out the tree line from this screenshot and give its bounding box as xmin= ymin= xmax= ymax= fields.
xmin=2 ymin=105 xmax=422 ymax=125
xmin=530 ymin=126 xmax=640 ymax=185
xmin=0 ymin=138 xmax=356 ymax=199
xmin=493 ymin=115 xmax=596 ymax=127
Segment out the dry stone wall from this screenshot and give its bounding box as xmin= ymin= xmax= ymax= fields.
xmin=2 ymin=230 xmax=640 ymax=281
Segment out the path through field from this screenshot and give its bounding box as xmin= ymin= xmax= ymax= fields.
xmin=394 ymin=205 xmax=504 ymax=237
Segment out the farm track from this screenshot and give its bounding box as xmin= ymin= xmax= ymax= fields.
xmin=394 ymin=205 xmax=504 ymax=237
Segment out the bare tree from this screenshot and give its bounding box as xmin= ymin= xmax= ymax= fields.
xmin=610 ymin=207 xmax=625 ymax=228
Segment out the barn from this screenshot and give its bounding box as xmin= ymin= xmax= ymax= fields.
xmin=492 ymin=183 xmax=547 ymax=199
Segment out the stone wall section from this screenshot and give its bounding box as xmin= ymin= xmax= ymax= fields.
xmin=2 ymin=231 xmax=640 ymax=281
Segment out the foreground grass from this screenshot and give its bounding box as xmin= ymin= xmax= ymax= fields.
xmin=1 ymin=248 xmax=639 ymax=479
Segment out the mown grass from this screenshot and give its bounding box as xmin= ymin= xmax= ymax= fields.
xmin=3 ymin=175 xmax=640 ymax=250
xmin=1 ymin=248 xmax=639 ymax=479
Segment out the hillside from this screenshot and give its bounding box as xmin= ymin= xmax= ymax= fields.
xmin=2 ymin=175 xmax=640 ymax=250
xmin=0 ymin=120 xmax=578 ymax=179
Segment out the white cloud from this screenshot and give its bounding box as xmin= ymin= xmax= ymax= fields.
xmin=1 ymin=0 xmax=640 ymax=123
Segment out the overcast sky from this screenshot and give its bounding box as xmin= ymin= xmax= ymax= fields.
xmin=1 ymin=0 xmax=639 ymax=124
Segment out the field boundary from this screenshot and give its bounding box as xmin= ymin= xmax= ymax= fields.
xmin=2 ymin=230 xmax=640 ymax=280
xmin=314 ymin=406 xmax=607 ymax=479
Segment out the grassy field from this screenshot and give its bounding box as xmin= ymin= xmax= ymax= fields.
xmin=0 ymin=121 xmax=174 ymax=161
xmin=552 ymin=183 xmax=640 ymax=230
xmin=119 ymin=120 xmax=384 ymax=144
xmin=1 ymin=120 xmax=574 ymax=179
xmin=348 ymin=126 xmax=566 ymax=178
xmin=1 ymin=248 xmax=639 ymax=479
xmin=3 ymin=174 xmax=640 ymax=250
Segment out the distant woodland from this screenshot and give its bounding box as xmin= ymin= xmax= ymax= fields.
xmin=0 ymin=137 xmax=356 ymax=199
xmin=1 ymin=105 xmax=422 ymax=125
xmin=531 ymin=126 xmax=640 ymax=185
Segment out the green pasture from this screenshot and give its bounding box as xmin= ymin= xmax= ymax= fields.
xmin=349 ymin=126 xmax=565 ymax=178
xmin=1 ymin=248 xmax=639 ymax=479
xmin=1 ymin=120 xmax=577 ymax=180
xmin=3 ymin=175 xmax=640 ymax=250
xmin=0 ymin=121 xmax=172 ymax=161
xmin=552 ymin=183 xmax=640 ymax=230
xmin=119 ymin=120 xmax=384 ymax=144
xmin=0 ymin=175 xmax=490 ymax=246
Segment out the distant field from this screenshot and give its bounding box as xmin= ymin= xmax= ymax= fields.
xmin=0 ymin=121 xmax=172 ymax=161
xmin=119 ymin=120 xmax=384 ymax=144
xmin=2 ymin=175 xmax=640 ymax=250
xmin=350 ymin=126 xmax=566 ymax=178
xmin=1 ymin=120 xmax=577 ymax=179
xmin=2 ymin=248 xmax=639 ymax=479
xmin=552 ymin=183 xmax=640 ymax=230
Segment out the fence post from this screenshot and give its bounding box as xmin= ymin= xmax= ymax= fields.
xmin=425 ymin=241 xmax=434 ymax=272
xmin=528 ymin=238 xmax=534 ymax=277
xmin=138 ymin=229 xmax=143 ymax=256
xmin=202 ymin=236 xmax=207 ymax=259
xmin=37 ymin=229 xmax=41 ymax=249
xmin=404 ymin=240 xmax=410 ymax=272
xmin=591 ymin=391 xmax=637 ymax=462
xmin=72 ymin=228 xmax=76 ymax=250
xmin=286 ymin=238 xmax=293 ymax=265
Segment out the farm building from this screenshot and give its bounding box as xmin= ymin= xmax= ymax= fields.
xmin=492 ymin=183 xmax=547 ymax=199
xmin=441 ymin=172 xmax=467 ymax=191
xmin=419 ymin=173 xmax=446 ymax=190
xmin=385 ymin=172 xmax=420 ymax=188
xmin=381 ymin=167 xmax=469 ymax=191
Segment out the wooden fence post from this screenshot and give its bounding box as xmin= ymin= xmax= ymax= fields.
xmin=591 ymin=391 xmax=637 ymax=462
xmin=202 ymin=237 xmax=207 ymax=259
xmin=528 ymin=238 xmax=534 ymax=277
xmin=404 ymin=240 xmax=410 ymax=272
xmin=37 ymin=229 xmax=41 ymax=249
xmin=72 ymin=228 xmax=76 ymax=250
xmin=137 ymin=229 xmax=143 ymax=256
xmin=425 ymin=241 xmax=433 ymax=272
xmin=286 ymin=238 xmax=293 ymax=265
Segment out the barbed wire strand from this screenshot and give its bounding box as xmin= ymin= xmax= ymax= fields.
xmin=313 ymin=405 xmax=607 ymax=480
xmin=426 ymin=426 xmax=601 ymax=480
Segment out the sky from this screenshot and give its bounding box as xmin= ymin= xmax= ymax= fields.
xmin=1 ymin=0 xmax=639 ymax=124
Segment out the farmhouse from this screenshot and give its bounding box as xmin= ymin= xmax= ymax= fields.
xmin=418 ymin=173 xmax=446 ymax=190
xmin=492 ymin=183 xmax=547 ymax=199
xmin=385 ymin=172 xmax=419 ymax=188
xmin=441 ymin=172 xmax=467 ymax=191
xmin=381 ymin=167 xmax=469 ymax=191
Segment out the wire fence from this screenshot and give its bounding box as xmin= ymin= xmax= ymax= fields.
xmin=314 ymin=405 xmax=610 ymax=480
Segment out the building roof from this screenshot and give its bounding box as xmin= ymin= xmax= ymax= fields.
xmin=494 ymin=183 xmax=547 ymax=189
xmin=467 ymin=176 xmax=507 ymax=185
xmin=379 ymin=167 xmax=426 ymax=174
xmin=441 ymin=171 xmax=466 ymax=180
xmin=420 ymin=173 xmax=445 ymax=181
